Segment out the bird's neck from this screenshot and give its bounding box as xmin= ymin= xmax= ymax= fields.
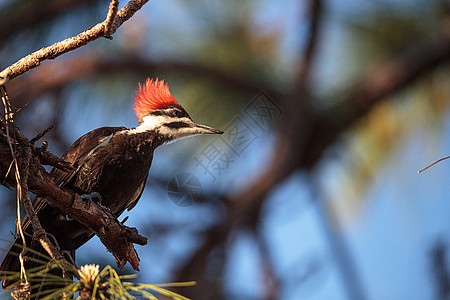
xmin=117 ymin=128 xmax=167 ymax=152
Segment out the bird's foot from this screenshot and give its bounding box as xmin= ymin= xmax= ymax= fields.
xmin=80 ymin=192 xmax=102 ymax=207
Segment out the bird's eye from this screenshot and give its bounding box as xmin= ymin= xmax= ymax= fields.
xmin=173 ymin=110 xmax=181 ymax=117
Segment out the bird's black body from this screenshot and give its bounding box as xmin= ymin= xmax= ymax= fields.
xmin=0 ymin=126 xmax=165 ymax=287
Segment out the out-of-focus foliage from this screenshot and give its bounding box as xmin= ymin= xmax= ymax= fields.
xmin=328 ymin=4 xmax=450 ymax=218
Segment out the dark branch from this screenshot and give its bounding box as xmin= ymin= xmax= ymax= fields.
xmin=30 ymin=125 xmax=54 ymax=144
xmin=174 ymin=0 xmax=324 ymax=293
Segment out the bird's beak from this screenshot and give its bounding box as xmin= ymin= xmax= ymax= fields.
xmin=188 ymin=120 xmax=223 ymax=135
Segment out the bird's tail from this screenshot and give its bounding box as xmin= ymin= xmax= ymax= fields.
xmin=1 ymin=236 xmax=23 ymax=288
xmin=0 ymin=233 xmax=36 ymax=289
xmin=0 ymin=234 xmax=68 ymax=298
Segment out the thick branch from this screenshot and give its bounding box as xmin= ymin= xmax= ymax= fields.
xmin=0 ymin=0 xmax=149 ymax=82
xmin=105 ymin=0 xmax=120 ymax=38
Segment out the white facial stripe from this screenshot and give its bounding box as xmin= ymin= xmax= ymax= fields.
xmin=130 ymin=115 xmax=178 ymax=133
xmin=157 ymin=126 xmax=205 ymax=144
xmin=128 ymin=114 xmax=214 ymax=143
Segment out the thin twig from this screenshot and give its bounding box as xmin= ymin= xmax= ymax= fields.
xmin=19 ymin=146 xmax=64 ymax=263
xmin=0 ymin=0 xmax=149 ymax=84
xmin=0 ymin=74 xmax=9 ymax=86
xmin=17 ymin=145 xmax=74 ymax=293
xmin=4 ymin=159 xmax=14 ymax=185
xmin=2 ymin=87 xmax=71 ymax=294
xmin=30 ymin=125 xmax=54 ymax=144
xmin=1 ymin=85 xmax=28 ymax=285
xmin=34 ymin=143 xmax=75 ymax=172
xmin=105 ymin=0 xmax=119 ymax=39
xmin=14 ymin=101 xmax=30 ymax=114
xmin=298 ymin=0 xmax=323 ymax=86
xmin=417 ymin=155 xmax=450 ymax=174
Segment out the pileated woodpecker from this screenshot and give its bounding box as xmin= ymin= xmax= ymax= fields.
xmin=0 ymin=78 xmax=222 ymax=288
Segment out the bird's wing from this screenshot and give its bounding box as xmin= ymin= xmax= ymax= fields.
xmin=50 ymin=126 xmax=128 ymax=188
xmin=25 ymin=127 xmax=129 ymax=229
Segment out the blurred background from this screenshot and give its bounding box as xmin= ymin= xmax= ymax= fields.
xmin=1 ymin=0 xmax=450 ymax=299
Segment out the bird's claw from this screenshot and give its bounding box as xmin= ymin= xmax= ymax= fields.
xmin=80 ymin=192 xmax=111 ymax=212
xmin=80 ymin=192 xmax=102 ymax=207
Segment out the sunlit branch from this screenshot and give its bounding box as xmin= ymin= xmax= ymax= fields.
xmin=0 ymin=0 xmax=149 ymax=84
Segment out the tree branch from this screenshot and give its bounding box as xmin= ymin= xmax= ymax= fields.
xmin=0 ymin=0 xmax=103 ymax=46
xmin=0 ymin=0 xmax=149 ymax=83
xmin=105 ymin=0 xmax=120 ymax=39
xmin=18 ymin=146 xmax=64 ymax=263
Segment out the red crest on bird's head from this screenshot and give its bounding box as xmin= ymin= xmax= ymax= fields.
xmin=134 ymin=78 xmax=180 ymax=120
